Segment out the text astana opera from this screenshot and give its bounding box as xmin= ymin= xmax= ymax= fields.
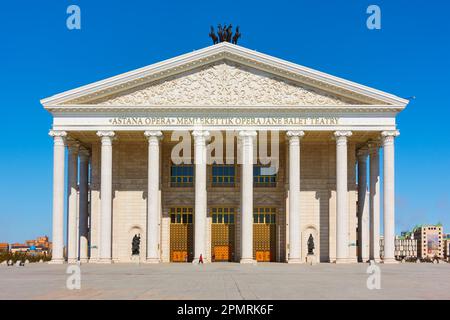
xmin=108 ymin=116 xmax=340 ymax=126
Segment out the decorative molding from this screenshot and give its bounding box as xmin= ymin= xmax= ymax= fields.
xmin=83 ymin=62 xmax=357 ymax=107
xmin=44 ymin=104 xmax=405 ymax=114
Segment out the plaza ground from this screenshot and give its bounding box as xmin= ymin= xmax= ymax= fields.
xmin=0 ymin=263 xmax=449 ymax=300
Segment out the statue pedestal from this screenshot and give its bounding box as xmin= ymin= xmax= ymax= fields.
xmin=131 ymin=254 xmax=141 ymax=264
xmin=306 ymin=254 xmax=317 ymax=265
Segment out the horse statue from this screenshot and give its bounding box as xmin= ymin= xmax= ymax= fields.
xmin=232 ymin=26 xmax=241 ymax=44
xmin=209 ymin=26 xmax=218 ymax=44
xmin=226 ymin=24 xmax=233 ymax=42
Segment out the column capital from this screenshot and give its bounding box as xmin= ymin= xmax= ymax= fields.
xmin=238 ymin=130 xmax=257 ymax=138
xmin=367 ymin=139 xmax=381 ymax=154
xmin=97 ymin=131 xmax=115 ymax=144
xmin=357 ymin=146 xmax=369 ymax=160
xmin=381 ymin=130 xmax=400 ymax=146
xmin=49 ymin=130 xmax=67 ymax=138
xmin=192 ymin=130 xmax=210 ymax=138
xmin=97 ymin=130 xmax=115 ymax=138
xmin=334 ymin=131 xmax=352 ymax=146
xmin=144 ymin=130 xmax=163 ymax=140
xmin=67 ymin=140 xmax=80 ymax=153
xmin=333 ymin=130 xmax=352 ymax=138
xmin=286 ymin=130 xmax=305 ymax=140
xmin=78 ymin=147 xmax=90 ymax=160
xmin=49 ymin=130 xmax=67 ymax=145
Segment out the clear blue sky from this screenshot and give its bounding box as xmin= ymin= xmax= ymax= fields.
xmin=1 ymin=0 xmax=449 ymax=243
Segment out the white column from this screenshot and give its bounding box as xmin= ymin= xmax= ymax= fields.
xmin=357 ymin=147 xmax=369 ymax=262
xmin=239 ymin=130 xmax=257 ymax=264
xmin=49 ymin=130 xmax=67 ymax=264
xmin=144 ymin=130 xmax=163 ymax=263
xmin=67 ymin=142 xmax=79 ymax=263
xmin=78 ymin=148 xmax=90 ymax=263
xmin=286 ymin=130 xmax=304 ymax=263
xmin=192 ymin=130 xmax=210 ymax=263
xmin=334 ymin=131 xmax=352 ymax=263
xmin=368 ymin=141 xmax=381 ymax=262
xmin=382 ymin=130 xmax=399 ymax=263
xmin=97 ymin=131 xmax=115 ymax=263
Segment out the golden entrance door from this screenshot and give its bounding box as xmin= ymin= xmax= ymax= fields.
xmin=211 ymin=207 xmax=235 ymax=262
xmin=170 ymin=207 xmax=194 ymax=262
xmin=253 ymin=207 xmax=276 ymax=262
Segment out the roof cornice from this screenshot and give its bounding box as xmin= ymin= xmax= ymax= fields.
xmin=45 ymin=104 xmax=404 ymax=113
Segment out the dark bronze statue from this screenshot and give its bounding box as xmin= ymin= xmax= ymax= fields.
xmin=209 ymin=26 xmax=218 ymax=44
xmin=132 ymin=234 xmax=141 ymax=255
xmin=307 ymin=234 xmax=315 ymax=255
xmin=226 ymin=24 xmax=233 ymax=42
xmin=209 ymin=24 xmax=241 ymax=45
xmin=232 ymin=26 xmax=241 ymax=44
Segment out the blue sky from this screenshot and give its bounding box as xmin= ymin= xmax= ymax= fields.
xmin=0 ymin=0 xmax=449 ymax=243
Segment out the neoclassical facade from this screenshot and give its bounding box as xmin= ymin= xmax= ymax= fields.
xmin=42 ymin=43 xmax=408 ymax=264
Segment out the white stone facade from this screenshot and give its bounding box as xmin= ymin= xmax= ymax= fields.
xmin=42 ymin=43 xmax=408 ymax=264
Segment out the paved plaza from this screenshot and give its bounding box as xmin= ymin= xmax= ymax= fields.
xmin=0 ymin=262 xmax=449 ymax=300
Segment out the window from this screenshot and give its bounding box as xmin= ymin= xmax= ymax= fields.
xmin=212 ymin=165 xmax=236 ymax=187
xmin=253 ymin=207 xmax=276 ymax=224
xmin=170 ymin=207 xmax=193 ymax=224
xmin=253 ymin=165 xmax=277 ymax=187
xmin=170 ymin=164 xmax=194 ymax=187
xmin=211 ymin=207 xmax=235 ymax=224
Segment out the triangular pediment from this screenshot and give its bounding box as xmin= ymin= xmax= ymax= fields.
xmin=84 ymin=61 xmax=358 ymax=106
xmin=41 ymin=42 xmax=408 ymax=107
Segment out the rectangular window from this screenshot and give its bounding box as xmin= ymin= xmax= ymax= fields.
xmin=212 ymin=164 xmax=236 ymax=187
xmin=253 ymin=165 xmax=277 ymax=187
xmin=169 ymin=207 xmax=193 ymax=224
xmin=211 ymin=207 xmax=235 ymax=224
xmin=253 ymin=207 xmax=276 ymax=224
xmin=170 ymin=164 xmax=194 ymax=187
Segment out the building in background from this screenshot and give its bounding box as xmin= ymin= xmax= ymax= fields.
xmin=8 ymin=236 xmax=52 ymax=255
xmin=0 ymin=243 xmax=9 ymax=252
xmin=414 ymin=225 xmax=444 ymax=259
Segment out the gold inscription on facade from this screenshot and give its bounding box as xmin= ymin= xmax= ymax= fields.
xmin=108 ymin=117 xmax=339 ymax=126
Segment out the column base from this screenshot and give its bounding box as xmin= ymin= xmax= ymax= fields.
xmin=335 ymin=258 xmax=358 ymax=264
xmin=48 ymin=259 xmax=65 ymax=265
xmin=381 ymin=258 xmax=398 ymax=264
xmin=368 ymin=258 xmax=382 ymax=263
xmin=145 ymin=258 xmax=160 ymax=264
xmin=97 ymin=258 xmax=113 ymax=264
xmin=240 ymin=258 xmax=256 ymax=264
xmin=67 ymin=258 xmax=78 ymax=264
xmin=287 ymin=258 xmax=302 ymax=264
xmin=79 ymin=258 xmax=89 ymax=264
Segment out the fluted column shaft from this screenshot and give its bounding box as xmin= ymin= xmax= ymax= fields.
xmin=145 ymin=130 xmax=163 ymax=263
xmin=369 ymin=142 xmax=381 ymax=262
xmin=192 ymin=130 xmax=209 ymax=263
xmin=382 ymin=130 xmax=399 ymax=263
xmin=67 ymin=142 xmax=79 ymax=263
xmin=49 ymin=130 xmax=67 ymax=264
xmin=239 ymin=130 xmax=257 ymax=264
xmin=286 ymin=131 xmax=304 ymax=263
xmin=97 ymin=131 xmax=115 ymax=263
xmin=78 ymin=148 xmax=90 ymax=263
xmin=334 ymin=131 xmax=352 ymax=263
xmin=357 ymin=147 xmax=369 ymax=262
